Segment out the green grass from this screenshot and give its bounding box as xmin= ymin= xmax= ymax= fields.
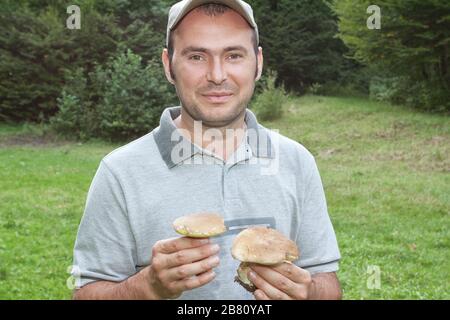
xmin=0 ymin=95 xmax=449 ymax=299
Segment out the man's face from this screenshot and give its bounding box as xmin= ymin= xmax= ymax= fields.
xmin=162 ymin=8 xmax=263 ymax=128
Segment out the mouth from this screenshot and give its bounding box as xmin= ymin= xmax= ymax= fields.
xmin=201 ymin=92 xmax=233 ymax=104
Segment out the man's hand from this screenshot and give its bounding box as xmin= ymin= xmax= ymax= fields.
xmin=248 ymin=263 xmax=341 ymax=300
xmin=147 ymin=237 xmax=220 ymax=299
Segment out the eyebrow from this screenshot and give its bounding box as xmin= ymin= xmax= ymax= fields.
xmin=180 ymin=45 xmax=248 ymax=56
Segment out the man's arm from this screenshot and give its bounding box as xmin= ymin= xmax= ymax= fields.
xmin=73 ymin=237 xmax=219 ymax=300
xmin=309 ymin=272 xmax=342 ymax=300
xmin=73 ymin=267 xmax=156 ymax=300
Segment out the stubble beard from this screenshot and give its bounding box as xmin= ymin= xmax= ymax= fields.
xmin=174 ymin=83 xmax=255 ymax=129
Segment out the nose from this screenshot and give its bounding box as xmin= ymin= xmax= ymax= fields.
xmin=206 ymin=57 xmax=227 ymax=85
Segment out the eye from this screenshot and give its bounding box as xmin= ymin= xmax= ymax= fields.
xmin=189 ymin=55 xmax=205 ymax=61
xmin=228 ymin=53 xmax=243 ymax=60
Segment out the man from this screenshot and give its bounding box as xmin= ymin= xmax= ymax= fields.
xmin=72 ymin=0 xmax=341 ymax=300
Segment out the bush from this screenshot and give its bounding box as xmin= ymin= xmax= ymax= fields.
xmin=95 ymin=50 xmax=177 ymax=140
xmin=315 ymin=82 xmax=368 ymax=98
xmin=53 ymin=93 xmax=85 ymax=137
xmin=50 ymin=68 xmax=97 ymax=140
xmin=370 ymin=77 xmax=449 ymax=112
xmin=310 ymin=65 xmax=371 ymax=97
xmin=254 ymin=69 xmax=270 ymax=96
xmin=51 ymin=50 xmax=177 ymax=141
xmin=251 ymin=70 xmax=288 ymax=121
xmin=306 ymin=83 xmax=323 ymax=95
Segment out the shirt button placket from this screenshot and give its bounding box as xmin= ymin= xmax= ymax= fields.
xmin=223 ymin=163 xmax=242 ymax=215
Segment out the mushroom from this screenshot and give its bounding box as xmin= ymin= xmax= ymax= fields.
xmin=231 ymin=226 xmax=299 ymax=292
xmin=173 ymin=212 xmax=227 ymax=238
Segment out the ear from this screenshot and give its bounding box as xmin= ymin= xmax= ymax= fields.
xmin=162 ymin=48 xmax=175 ymax=85
xmin=255 ymin=46 xmax=264 ymax=81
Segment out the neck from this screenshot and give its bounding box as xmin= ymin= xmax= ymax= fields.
xmin=173 ymin=109 xmax=247 ymax=161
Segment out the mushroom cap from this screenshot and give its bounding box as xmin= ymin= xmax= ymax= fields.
xmin=231 ymin=227 xmax=299 ymax=265
xmin=173 ymin=212 xmax=227 ymax=238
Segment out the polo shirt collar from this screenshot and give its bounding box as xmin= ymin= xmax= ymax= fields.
xmin=154 ymin=106 xmax=275 ymax=168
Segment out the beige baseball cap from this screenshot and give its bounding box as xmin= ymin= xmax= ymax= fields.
xmin=166 ymin=0 xmax=259 ymax=47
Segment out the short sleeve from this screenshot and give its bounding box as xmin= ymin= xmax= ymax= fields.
xmin=72 ymin=160 xmax=137 ymax=288
xmin=295 ymin=153 xmax=341 ymax=274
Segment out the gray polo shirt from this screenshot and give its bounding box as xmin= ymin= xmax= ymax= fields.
xmin=72 ymin=106 xmax=341 ymax=300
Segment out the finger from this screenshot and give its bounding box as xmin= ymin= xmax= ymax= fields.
xmin=254 ymin=289 xmax=270 ymax=300
xmin=250 ymin=264 xmax=299 ymax=298
xmin=248 ymin=269 xmax=292 ymax=300
xmin=270 ymin=262 xmax=312 ymax=283
xmin=154 ymin=237 xmax=210 ymax=254
xmin=165 ymin=255 xmax=220 ymax=281
xmin=164 ymin=243 xmax=220 ymax=268
xmin=171 ymin=269 xmax=216 ymax=292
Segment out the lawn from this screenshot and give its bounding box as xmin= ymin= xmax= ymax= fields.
xmin=0 ymin=95 xmax=448 ymax=299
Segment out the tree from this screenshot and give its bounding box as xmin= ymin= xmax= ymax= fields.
xmin=0 ymin=0 xmax=173 ymax=123
xmin=251 ymin=0 xmax=347 ymax=92
xmin=335 ymin=0 xmax=450 ymax=111
xmin=0 ymin=2 xmax=121 ymax=122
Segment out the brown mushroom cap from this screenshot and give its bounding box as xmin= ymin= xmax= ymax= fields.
xmin=231 ymin=227 xmax=299 ymax=265
xmin=173 ymin=212 xmax=227 ymax=238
